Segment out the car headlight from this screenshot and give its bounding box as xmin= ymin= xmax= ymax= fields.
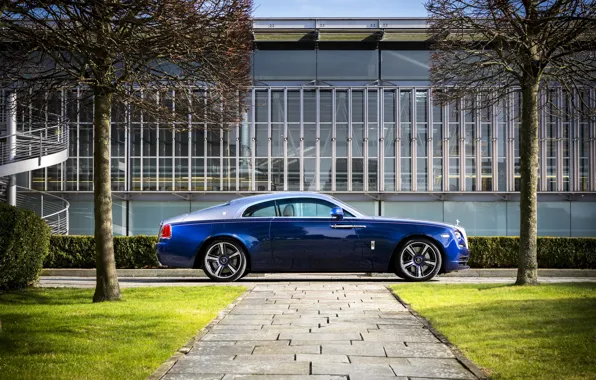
xmin=454 ymin=229 xmax=467 ymax=247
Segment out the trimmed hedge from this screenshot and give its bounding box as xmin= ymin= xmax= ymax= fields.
xmin=0 ymin=203 xmax=51 ymax=290
xmin=469 ymin=237 xmax=596 ymax=269
xmin=46 ymin=235 xmax=159 ymax=269
xmin=44 ymin=235 xmax=596 ymax=270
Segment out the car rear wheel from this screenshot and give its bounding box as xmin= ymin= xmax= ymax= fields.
xmin=202 ymin=239 xmax=247 ymax=282
xmin=395 ymin=238 xmax=442 ymax=282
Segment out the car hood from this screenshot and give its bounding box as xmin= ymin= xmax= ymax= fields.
xmin=369 ymin=216 xmax=460 ymax=230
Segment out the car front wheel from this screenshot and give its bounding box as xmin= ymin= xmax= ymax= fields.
xmin=395 ymin=238 xmax=442 ymax=282
xmin=202 ymin=239 xmax=247 ymax=282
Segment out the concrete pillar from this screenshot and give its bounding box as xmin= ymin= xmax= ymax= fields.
xmin=7 ymin=92 xmax=17 ymax=206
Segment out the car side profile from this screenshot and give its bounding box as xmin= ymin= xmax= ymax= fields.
xmin=155 ymin=192 xmax=470 ymax=282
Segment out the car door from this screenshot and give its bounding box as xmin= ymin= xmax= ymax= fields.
xmin=269 ymin=197 xmax=369 ymax=271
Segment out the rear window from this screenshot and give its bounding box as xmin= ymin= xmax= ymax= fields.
xmin=242 ymin=201 xmax=277 ymax=217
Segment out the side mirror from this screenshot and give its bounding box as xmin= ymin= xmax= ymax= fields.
xmin=330 ymin=207 xmax=344 ymax=220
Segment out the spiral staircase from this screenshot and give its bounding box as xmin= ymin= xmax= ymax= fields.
xmin=0 ymin=92 xmax=70 ymax=234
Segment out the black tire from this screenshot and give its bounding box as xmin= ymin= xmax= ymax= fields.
xmin=202 ymin=239 xmax=247 ymax=282
xmin=394 ymin=238 xmax=442 ymax=282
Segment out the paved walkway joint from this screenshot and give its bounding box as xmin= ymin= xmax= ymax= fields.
xmin=158 ymin=283 xmax=481 ymax=380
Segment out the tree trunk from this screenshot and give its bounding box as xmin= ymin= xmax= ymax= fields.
xmin=92 ymin=91 xmax=121 ymax=302
xmin=516 ymin=79 xmax=540 ymax=285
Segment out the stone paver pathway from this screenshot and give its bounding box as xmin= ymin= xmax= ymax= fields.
xmin=160 ymin=283 xmax=478 ymax=380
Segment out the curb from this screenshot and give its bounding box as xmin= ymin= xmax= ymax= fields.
xmin=41 ymin=268 xmax=596 ymax=278
xmin=40 ymin=268 xmax=265 ymax=278
xmin=387 ymin=286 xmax=489 ymax=380
xmin=147 ymin=286 xmax=253 ymax=380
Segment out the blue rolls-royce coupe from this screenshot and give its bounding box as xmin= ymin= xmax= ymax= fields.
xmin=156 ymin=192 xmax=470 ymax=282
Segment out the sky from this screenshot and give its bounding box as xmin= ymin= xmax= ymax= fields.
xmin=252 ymin=0 xmax=428 ymax=18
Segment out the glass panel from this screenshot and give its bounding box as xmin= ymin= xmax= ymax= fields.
xmin=538 ymin=202 xmax=571 ymax=236
xmin=368 ymin=159 xmax=378 ymax=191
xmin=129 ymin=201 xmax=190 ymax=235
xmin=336 ymin=91 xmax=349 ymax=123
xmin=320 ymin=91 xmax=332 ymax=123
xmin=304 ymin=157 xmax=316 ymax=191
xmin=287 ymin=124 xmax=301 ymax=158
xmin=571 ymin=202 xmax=596 ymax=236
xmin=191 ymin=158 xmax=204 ymax=191
xmin=381 ymin=50 xmax=430 ymax=80
xmin=481 ymin=123 xmax=492 ymax=191
xmin=255 ymin=91 xmax=268 ymax=123
xmin=287 ymin=91 xmax=300 ymax=123
xmin=143 ymin=157 xmax=157 ymax=191
xmin=206 ymin=157 xmax=220 ymax=191
xmin=243 ymin=201 xmax=276 ymax=217
xmin=111 ymin=158 xmax=126 ymax=191
xmin=175 ymin=158 xmax=189 ymax=191
xmin=384 ymin=202 xmax=443 ymax=223
xmin=444 ymin=202 xmax=507 ymax=236
xmin=271 ymin=158 xmax=283 ymax=191
xmin=253 ymin=50 xmax=316 ymax=81
xmin=277 ymin=198 xmax=338 ymax=218
xmin=433 ymin=158 xmax=443 ymax=190
xmin=352 ymin=91 xmax=364 ymax=123
xmin=448 ymin=123 xmax=459 ymax=191
xmin=317 ymin=50 xmax=378 ymax=80
xmin=336 ymin=124 xmax=348 ymax=157
xmin=303 ymin=90 xmax=316 ymax=123
xmin=47 ymin=164 xmax=61 ymax=191
xmin=288 ymin=157 xmax=300 ymax=191
xmin=255 ymin=124 xmax=268 ymax=157
xmin=384 ymin=90 xmax=395 ymax=123
xmin=417 ymin=123 xmax=428 ymax=191
xmin=159 ymin=157 xmax=173 ymax=191
xmin=303 ymin=123 xmax=316 ymax=158
xmin=320 ymin=124 xmax=332 ymax=157
xmin=159 ymin=129 xmax=173 ymax=157
xmin=65 ymin=158 xmax=77 ymax=191
xmin=384 ymin=158 xmax=395 ymax=191
xmin=271 ymin=91 xmax=284 ymax=123
xmin=368 ymin=90 xmax=378 ymax=123
xmin=352 ymin=158 xmax=364 ymax=191
xmin=416 ymin=91 xmax=428 ymax=123
xmin=255 ymin=158 xmax=268 ymax=191
xmin=352 ymin=123 xmax=364 ymax=157
xmin=320 ymin=158 xmax=332 ymax=191
xmin=271 ymin=124 xmax=283 ymax=157
xmin=336 ymin=158 xmax=348 ymax=191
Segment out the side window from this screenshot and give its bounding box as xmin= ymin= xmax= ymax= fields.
xmin=243 ymin=201 xmax=277 ymax=217
xmin=277 ymin=198 xmax=349 ymax=217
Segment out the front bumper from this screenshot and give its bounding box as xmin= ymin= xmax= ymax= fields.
xmin=445 ymin=246 xmax=470 ymax=272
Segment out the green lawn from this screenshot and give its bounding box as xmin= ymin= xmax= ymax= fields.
xmin=390 ymin=283 xmax=596 ymax=380
xmin=0 ymin=286 xmax=245 ymax=380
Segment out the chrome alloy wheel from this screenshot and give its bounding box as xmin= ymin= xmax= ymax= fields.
xmin=203 ymin=241 xmax=246 ymax=282
xmin=397 ymin=239 xmax=442 ymax=281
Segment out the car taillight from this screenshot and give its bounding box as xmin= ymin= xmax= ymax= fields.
xmin=160 ymin=224 xmax=172 ymax=239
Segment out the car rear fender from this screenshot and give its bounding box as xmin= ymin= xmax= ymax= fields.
xmin=192 ymin=234 xmax=252 ymax=271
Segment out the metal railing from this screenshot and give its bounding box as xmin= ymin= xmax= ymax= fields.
xmin=15 ymin=186 xmax=70 ymax=235
xmin=0 ymin=102 xmax=71 ymax=235
xmin=0 ymin=124 xmax=69 ymax=167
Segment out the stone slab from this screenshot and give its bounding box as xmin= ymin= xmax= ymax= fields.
xmin=312 ymin=362 xmax=396 ymax=377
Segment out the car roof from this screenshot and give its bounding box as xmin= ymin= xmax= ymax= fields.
xmin=228 ymin=192 xmax=335 ymax=207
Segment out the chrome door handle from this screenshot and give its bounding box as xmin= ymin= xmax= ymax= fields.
xmin=330 ymin=224 xmax=366 ymax=229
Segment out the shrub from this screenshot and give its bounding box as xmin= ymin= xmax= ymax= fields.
xmin=42 ymin=235 xmax=596 ymax=270
xmin=0 ymin=203 xmax=51 ymax=290
xmin=468 ymin=237 xmax=596 ymax=269
xmin=45 ymin=235 xmax=159 ymax=269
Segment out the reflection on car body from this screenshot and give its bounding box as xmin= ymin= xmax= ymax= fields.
xmin=156 ymin=192 xmax=470 ymax=282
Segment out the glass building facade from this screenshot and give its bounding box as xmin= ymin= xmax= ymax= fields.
xmin=13 ymin=18 xmax=596 ymax=236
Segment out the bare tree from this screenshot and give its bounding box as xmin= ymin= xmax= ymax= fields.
xmin=426 ymin=0 xmax=596 ymax=284
xmin=0 ymin=0 xmax=253 ymax=301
